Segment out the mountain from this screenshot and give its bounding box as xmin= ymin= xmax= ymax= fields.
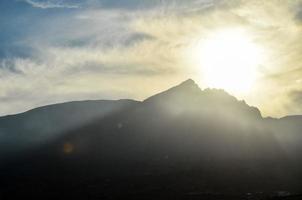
xmin=0 ymin=79 xmax=302 ymax=199
xmin=143 ymin=79 xmax=262 ymax=122
xmin=0 ymin=99 xmax=138 ymax=158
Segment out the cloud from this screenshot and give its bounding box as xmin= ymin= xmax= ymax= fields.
xmin=282 ymin=89 xmax=302 ymax=115
xmin=23 ymin=0 xmax=80 ymax=9
xmin=0 ymin=0 xmax=223 ymax=116
xmin=289 ymin=90 xmax=302 ymax=103
xmin=2 ymin=0 xmax=302 ymax=117
xmin=21 ymin=0 xmax=217 ymax=10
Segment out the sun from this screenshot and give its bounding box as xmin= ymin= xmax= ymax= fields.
xmin=195 ymin=29 xmax=263 ymax=95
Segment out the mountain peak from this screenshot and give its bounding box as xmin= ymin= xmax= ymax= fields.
xmin=144 ymin=79 xmax=201 ymax=103
xmin=174 ymin=78 xmax=200 ymax=91
xmin=143 ymin=79 xmax=262 ymax=119
xmin=180 ymin=78 xmax=195 ymax=85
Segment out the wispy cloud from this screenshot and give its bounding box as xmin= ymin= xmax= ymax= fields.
xmin=23 ymin=0 xmax=80 ymax=9
xmin=1 ymin=0 xmax=302 ymax=117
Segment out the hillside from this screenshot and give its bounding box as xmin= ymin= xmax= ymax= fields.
xmin=0 ymin=79 xmax=301 ymax=199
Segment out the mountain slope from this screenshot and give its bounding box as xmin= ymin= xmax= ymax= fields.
xmin=0 ymin=99 xmax=139 ymax=158
xmin=0 ymin=79 xmax=301 ymax=199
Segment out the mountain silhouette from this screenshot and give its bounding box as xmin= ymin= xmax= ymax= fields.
xmin=0 ymin=79 xmax=301 ymax=199
xmin=0 ymin=99 xmax=138 ymax=158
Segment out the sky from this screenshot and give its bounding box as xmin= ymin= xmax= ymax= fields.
xmin=1 ymin=0 xmax=302 ymax=117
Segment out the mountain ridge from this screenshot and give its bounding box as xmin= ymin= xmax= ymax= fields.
xmin=0 ymin=78 xmax=295 ymax=158
xmin=0 ymin=79 xmax=277 ymax=119
xmin=0 ymin=79 xmax=302 ymax=198
xmin=143 ymin=79 xmax=262 ymax=121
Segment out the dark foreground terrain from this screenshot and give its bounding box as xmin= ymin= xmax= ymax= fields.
xmin=0 ymin=79 xmax=302 ymax=199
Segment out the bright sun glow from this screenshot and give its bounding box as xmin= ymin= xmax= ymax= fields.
xmin=196 ymin=29 xmax=263 ymax=95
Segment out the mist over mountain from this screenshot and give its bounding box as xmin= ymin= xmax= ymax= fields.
xmin=0 ymin=79 xmax=301 ymax=199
